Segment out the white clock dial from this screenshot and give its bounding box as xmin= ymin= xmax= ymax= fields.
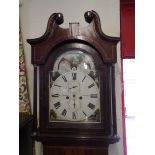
xmin=49 ymin=70 xmax=100 ymax=122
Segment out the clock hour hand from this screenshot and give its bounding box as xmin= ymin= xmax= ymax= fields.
xmin=52 ymin=94 xmax=69 ymax=97
xmin=69 ymin=85 xmax=78 ymax=89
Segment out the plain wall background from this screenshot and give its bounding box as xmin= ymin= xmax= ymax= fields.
xmin=19 ymin=0 xmax=124 ymax=155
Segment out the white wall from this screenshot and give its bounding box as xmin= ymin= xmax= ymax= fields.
xmin=19 ymin=0 xmax=124 ymax=155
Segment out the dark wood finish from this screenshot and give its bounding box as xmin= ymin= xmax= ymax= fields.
xmin=27 ymin=10 xmax=120 ymax=154
xmin=19 ymin=113 xmax=33 ymax=155
xmin=43 ymin=145 xmax=108 ymax=155
xmin=111 ymin=65 xmax=117 ymax=135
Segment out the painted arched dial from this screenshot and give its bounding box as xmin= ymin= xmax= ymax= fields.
xmin=49 ymin=50 xmax=101 ymax=122
xmin=53 ymin=50 xmax=95 ymax=74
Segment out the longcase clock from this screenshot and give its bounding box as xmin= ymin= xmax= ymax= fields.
xmin=27 ymin=10 xmax=120 ymax=155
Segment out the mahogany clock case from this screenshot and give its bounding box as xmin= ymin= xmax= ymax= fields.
xmin=27 ymin=10 xmax=120 ymax=147
xmin=40 ymin=42 xmax=113 ymax=133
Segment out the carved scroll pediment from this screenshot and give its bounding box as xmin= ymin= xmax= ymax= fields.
xmin=27 ymin=10 xmax=120 ymax=64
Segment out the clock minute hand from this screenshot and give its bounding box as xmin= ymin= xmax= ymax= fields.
xmin=81 ymin=94 xmax=98 ymax=98
xmin=52 ymin=94 xmax=69 ymax=97
xmin=81 ymin=94 xmax=97 ymax=96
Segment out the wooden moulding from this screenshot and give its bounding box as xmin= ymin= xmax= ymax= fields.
xmin=27 ymin=10 xmax=120 ymax=65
